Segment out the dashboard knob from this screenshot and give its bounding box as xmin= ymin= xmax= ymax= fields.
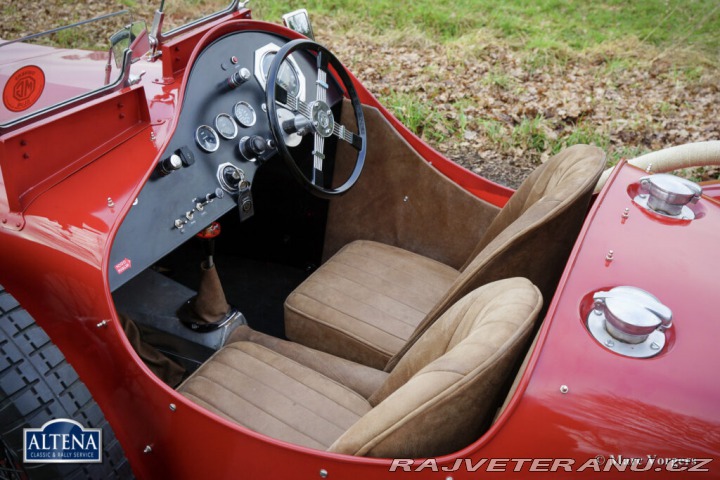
xmin=159 ymin=154 xmax=182 ymax=175
xmin=228 ymin=67 xmax=251 ymax=88
xmin=239 ymin=135 xmax=268 ymax=161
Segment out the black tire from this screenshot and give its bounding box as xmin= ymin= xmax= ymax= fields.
xmin=0 ymin=285 xmax=133 ymax=479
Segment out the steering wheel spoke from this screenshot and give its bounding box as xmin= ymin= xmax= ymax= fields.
xmin=333 ymin=123 xmax=363 ymax=150
xmin=276 ymin=84 xmax=312 ymax=118
xmin=316 ymin=51 xmax=329 ymax=104
xmin=312 ymin=132 xmax=326 ymax=186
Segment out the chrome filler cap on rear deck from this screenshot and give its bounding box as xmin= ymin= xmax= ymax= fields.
xmin=587 ymin=286 xmax=672 ymax=358
xmin=635 ymin=173 xmax=702 ymax=219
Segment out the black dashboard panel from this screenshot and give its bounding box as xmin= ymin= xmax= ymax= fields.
xmin=109 ymin=31 xmax=342 ymax=291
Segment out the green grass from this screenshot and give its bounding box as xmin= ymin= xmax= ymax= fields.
xmin=379 ymin=90 xmax=453 ymax=142
xmin=255 ymin=0 xmax=720 ymax=66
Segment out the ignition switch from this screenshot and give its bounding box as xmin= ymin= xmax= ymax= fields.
xmin=216 ymin=163 xmax=245 ymax=193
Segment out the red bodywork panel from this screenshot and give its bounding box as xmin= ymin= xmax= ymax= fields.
xmin=0 ymin=41 xmax=117 ymax=124
xmin=0 ymin=10 xmax=717 ymax=479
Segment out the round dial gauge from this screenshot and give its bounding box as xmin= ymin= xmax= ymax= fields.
xmin=195 ymin=125 xmax=220 ymax=152
xmin=234 ymin=101 xmax=257 ymax=127
xmin=261 ymin=53 xmax=300 ymax=97
xmin=215 ymin=113 xmax=238 ymax=139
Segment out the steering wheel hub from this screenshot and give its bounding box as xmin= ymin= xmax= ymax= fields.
xmin=311 ymin=101 xmax=335 ymax=138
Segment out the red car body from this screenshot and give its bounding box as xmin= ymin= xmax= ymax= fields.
xmin=1 ymin=4 xmax=718 ymax=479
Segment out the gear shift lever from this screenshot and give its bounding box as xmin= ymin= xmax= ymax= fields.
xmin=177 ymin=222 xmax=239 ymax=331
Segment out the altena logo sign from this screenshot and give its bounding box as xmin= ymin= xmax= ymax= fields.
xmin=23 ymin=419 xmax=102 ymax=463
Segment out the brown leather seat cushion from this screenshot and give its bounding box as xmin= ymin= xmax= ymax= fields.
xmin=178 ymin=342 xmax=371 ymax=450
xmin=285 ymin=240 xmax=459 ymax=368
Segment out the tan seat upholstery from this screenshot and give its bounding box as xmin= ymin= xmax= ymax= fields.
xmin=178 ymin=278 xmax=542 ymax=457
xmin=285 ymin=144 xmax=606 ymax=368
xmin=284 ymin=240 xmax=460 ymax=368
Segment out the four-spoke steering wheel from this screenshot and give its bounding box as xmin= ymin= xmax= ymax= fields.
xmin=266 ymin=39 xmax=367 ymax=198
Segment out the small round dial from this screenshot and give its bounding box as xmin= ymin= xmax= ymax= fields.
xmin=195 ymin=125 xmax=220 ymax=152
xmin=215 ymin=113 xmax=238 ymax=139
xmin=234 ymin=101 xmax=257 ymax=127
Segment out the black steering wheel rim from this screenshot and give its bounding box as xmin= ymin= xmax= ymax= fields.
xmin=266 ymin=39 xmax=367 ymax=198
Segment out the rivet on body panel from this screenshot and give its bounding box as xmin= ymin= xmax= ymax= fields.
xmin=169 ymin=403 xmax=176 ymax=412
xmin=560 ymin=385 xmax=569 ymax=394
xmin=107 ymin=197 xmax=115 ymax=208
xmin=319 ymin=468 xmax=328 ymax=478
xmin=96 ymin=320 xmax=109 ymax=328
xmin=144 ymin=445 xmax=152 ymax=454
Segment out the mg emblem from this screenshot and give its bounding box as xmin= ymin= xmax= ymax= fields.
xmin=13 ymin=76 xmax=36 ymax=101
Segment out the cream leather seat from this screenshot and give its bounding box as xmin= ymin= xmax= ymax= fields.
xmin=178 ymin=277 xmax=542 ymax=457
xmin=285 ymin=144 xmax=605 ymax=368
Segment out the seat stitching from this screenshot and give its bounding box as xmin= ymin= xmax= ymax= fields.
xmin=303 ymin=275 xmax=426 ymax=326
xmin=181 ymin=377 xmax=336 ymax=447
xmin=291 ymin=290 xmax=410 ymax=343
xmin=218 ymin=346 xmax=370 ymax=415
xmin=286 ymin=299 xmax=396 ymax=358
xmin=304 ymin=272 xmax=427 ymax=325
xmin=334 ymin=249 xmax=457 ymax=290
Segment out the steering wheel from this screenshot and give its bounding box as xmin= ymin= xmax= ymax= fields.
xmin=266 ymin=39 xmax=367 ymax=198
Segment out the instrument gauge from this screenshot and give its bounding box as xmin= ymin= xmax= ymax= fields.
xmin=195 ymin=125 xmax=220 ymax=152
xmin=215 ymin=113 xmax=238 ymax=139
xmin=261 ymin=53 xmax=300 ymax=97
xmin=234 ymin=101 xmax=257 ymax=127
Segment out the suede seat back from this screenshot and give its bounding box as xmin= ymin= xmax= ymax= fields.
xmin=384 ymin=144 xmax=606 ymax=370
xmin=328 ymin=277 xmax=542 ymax=458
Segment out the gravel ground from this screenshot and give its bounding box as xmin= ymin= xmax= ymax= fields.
xmin=2 ymin=0 xmax=718 ymax=187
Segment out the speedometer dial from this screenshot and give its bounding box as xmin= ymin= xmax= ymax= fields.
xmin=215 ymin=113 xmax=238 ymax=139
xmin=233 ymin=101 xmax=256 ymax=127
xmin=195 ymin=125 xmax=220 ymax=152
xmin=261 ymin=53 xmax=300 ymax=97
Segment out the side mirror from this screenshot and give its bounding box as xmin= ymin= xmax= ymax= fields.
xmin=282 ymin=9 xmax=315 ymax=40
